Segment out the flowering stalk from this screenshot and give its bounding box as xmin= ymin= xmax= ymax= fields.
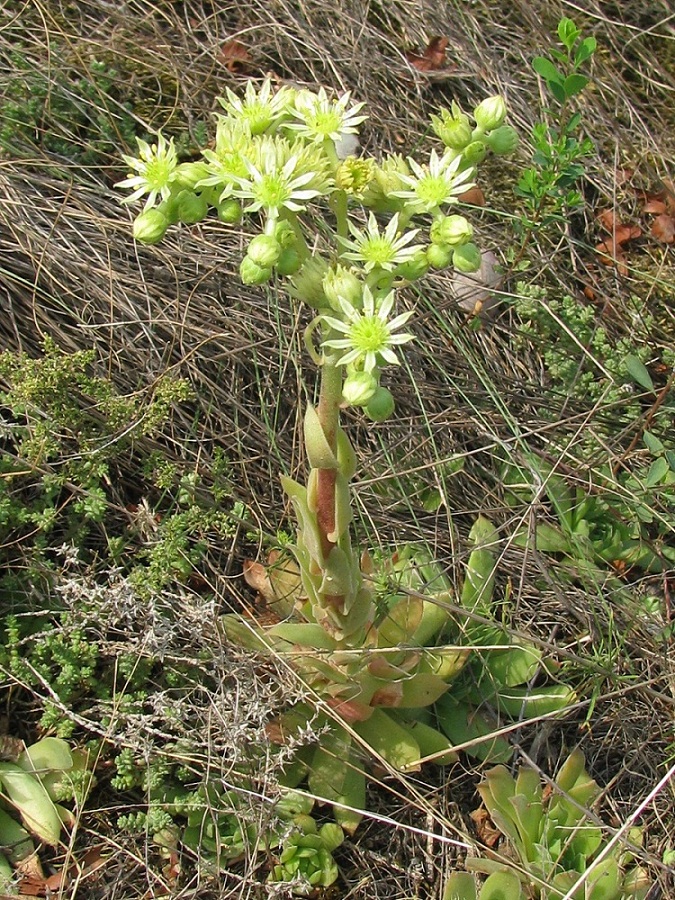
xmin=117 ymin=80 xmax=518 ymax=647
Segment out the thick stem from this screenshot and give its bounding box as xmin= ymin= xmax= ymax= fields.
xmin=315 ymin=359 xmax=342 ymax=561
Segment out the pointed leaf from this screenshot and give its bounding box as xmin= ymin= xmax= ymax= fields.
xmin=0 ymin=763 xmax=62 ymax=845
xmin=481 ymin=870 xmax=524 ymax=900
xmin=482 ymin=644 xmax=542 ymax=688
xmin=332 ymin=752 xmax=366 ymax=835
xmin=354 ymin=709 xmax=422 ymax=771
xmin=624 ymin=355 xmax=654 ymax=392
xmin=532 ymin=57 xmax=563 ymax=84
xmin=436 ymin=696 xmax=512 ymax=763
xmin=304 ymin=403 xmax=338 ymax=469
xmin=443 ymin=871 xmax=477 ymax=900
xmin=18 ymin=738 xmax=73 ymax=779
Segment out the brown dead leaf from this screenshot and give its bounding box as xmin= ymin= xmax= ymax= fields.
xmin=651 ymin=213 xmax=675 ymax=244
xmin=458 ymin=185 xmax=485 ymax=207
xmin=218 ymin=39 xmax=251 ymax=72
xmin=643 ymin=198 xmax=667 ymax=215
xmin=596 ymin=208 xmax=617 ymax=232
xmin=406 ymin=36 xmax=450 ymax=72
xmin=470 ymin=807 xmax=501 ymax=848
xmin=242 ymin=558 xmax=273 ymax=597
xmin=662 ymin=178 xmax=675 ymax=214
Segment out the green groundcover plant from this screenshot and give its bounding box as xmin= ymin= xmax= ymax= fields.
xmin=118 ymin=76 xmax=575 ymax=848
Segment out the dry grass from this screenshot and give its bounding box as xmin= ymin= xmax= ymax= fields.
xmin=1 ymin=0 xmax=674 ymax=897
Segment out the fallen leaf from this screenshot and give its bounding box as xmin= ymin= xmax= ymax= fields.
xmin=651 ymin=213 xmax=675 ymax=243
xmin=218 ymin=39 xmax=251 ymax=72
xmin=662 ymin=178 xmax=675 ymax=214
xmin=458 ymin=185 xmax=485 ymax=207
xmin=596 ymin=208 xmax=617 ymax=232
xmin=642 ymin=198 xmax=666 ymax=215
xmin=406 ymin=36 xmax=450 ymax=72
xmin=470 ymin=807 xmax=501 ymax=848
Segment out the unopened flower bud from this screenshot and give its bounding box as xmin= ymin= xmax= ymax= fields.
xmin=289 ymin=255 xmax=329 ymax=309
xmin=432 ymin=214 xmax=474 ymax=247
xmin=452 ymin=242 xmax=482 ymax=273
xmin=240 ymin=256 xmax=272 ymax=285
xmin=276 ymin=247 xmax=302 ymax=276
xmin=247 ymin=234 xmax=282 ymax=268
xmin=461 ymin=141 xmax=487 ymax=166
xmin=394 ymin=250 xmax=430 ymax=282
xmin=133 ymin=207 xmax=168 ymax=244
xmin=431 ymin=103 xmax=473 ymax=150
xmin=483 ymin=125 xmax=518 ymax=155
xmin=323 ymin=265 xmax=362 ymax=311
xmin=176 ymin=190 xmax=208 ymax=225
xmin=217 ymin=199 xmax=242 ymax=224
xmin=273 ymin=220 xmax=297 ymax=249
xmin=343 ymin=371 xmax=378 ymax=406
xmin=427 ymin=242 xmax=454 ymax=269
xmin=473 ymin=95 xmax=507 ymax=132
xmin=364 ymin=386 xmax=395 ymax=422
xmin=171 ymin=162 xmax=211 ymax=192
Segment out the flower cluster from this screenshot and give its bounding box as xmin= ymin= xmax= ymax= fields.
xmin=118 ymin=79 xmax=516 ymax=420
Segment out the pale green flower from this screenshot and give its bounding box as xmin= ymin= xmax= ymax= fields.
xmin=321 ymin=284 xmax=414 ymax=372
xmin=228 ymin=137 xmax=326 ymax=218
xmin=116 ymin=133 xmax=178 ymax=210
xmin=340 ymin=212 xmax=422 ymax=272
xmin=217 ymin=78 xmax=293 ymax=135
xmin=393 ymin=149 xmax=475 ymax=213
xmin=199 ymin=120 xmax=256 ymax=198
xmin=286 ymin=86 xmax=367 ymax=144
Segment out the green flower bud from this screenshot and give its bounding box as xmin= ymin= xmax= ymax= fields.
xmin=289 ymin=255 xmax=329 ymax=309
xmin=323 ymin=265 xmax=362 ymax=311
xmin=461 ymin=141 xmax=487 ymax=166
xmin=158 ymin=196 xmax=179 ymax=225
xmin=133 ymin=207 xmax=169 ymax=244
xmin=240 ymin=256 xmax=272 ymax=285
xmin=247 ymin=234 xmax=282 ymax=268
xmin=343 ymin=371 xmax=378 ymax=406
xmin=274 ymin=220 xmax=298 ymax=249
xmin=217 ymin=199 xmax=242 ymax=224
xmin=432 ymin=214 xmax=474 ymax=247
xmin=364 ymin=386 xmax=395 ymax=422
xmin=431 ymin=103 xmax=473 ymax=150
xmin=452 ymin=242 xmax=482 ymax=273
xmin=394 ymin=250 xmax=430 ymax=282
xmin=276 ymin=247 xmax=302 ymax=276
xmin=171 ymin=162 xmax=211 ymax=192
xmin=426 ymin=242 xmax=454 ymax=269
xmin=175 ymin=190 xmax=208 ymax=225
xmin=483 ymin=124 xmax=519 ymax=155
xmin=473 ymin=95 xmax=507 ymax=132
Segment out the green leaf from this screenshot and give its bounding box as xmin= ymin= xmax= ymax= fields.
xmin=353 ymin=709 xmax=422 ymax=771
xmin=532 ymin=57 xmax=563 ymax=84
xmin=436 ymin=696 xmax=512 ymax=763
xmin=0 ymin=807 xmax=35 ymax=863
xmin=331 ymin=753 xmax=366 ymax=835
xmin=482 ymin=644 xmax=542 ymax=688
xmin=646 ymin=456 xmax=669 ymax=487
xmin=0 ymin=763 xmax=62 ymax=845
xmin=575 ymin=36 xmax=597 ymax=65
xmin=557 ymin=17 xmax=580 ymax=49
xmin=443 ymin=871 xmax=477 ymax=900
xmin=548 ymin=80 xmax=567 ymax=104
xmin=643 ymin=431 xmax=665 ymax=455
xmin=480 ymin=869 xmax=524 ymax=900
xmin=563 ymin=73 xmax=589 ymax=97
xmin=624 ymin=355 xmax=654 ymax=392
xmin=18 ymin=738 xmax=73 ymax=779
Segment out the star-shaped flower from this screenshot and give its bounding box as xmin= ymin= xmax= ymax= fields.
xmin=321 ymin=285 xmax=414 ymax=372
xmin=339 ymin=212 xmax=423 ymax=272
xmin=392 ymin=149 xmax=475 ymax=214
xmin=116 ymin=133 xmax=178 ymax=209
xmin=286 ymin=86 xmax=367 ymax=144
